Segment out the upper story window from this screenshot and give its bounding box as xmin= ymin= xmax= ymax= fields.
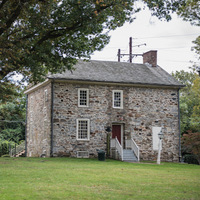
xmin=78 ymin=89 xmax=89 ymax=107
xmin=76 ymin=119 xmax=90 ymax=141
xmin=113 ymin=90 xmax=123 ymax=109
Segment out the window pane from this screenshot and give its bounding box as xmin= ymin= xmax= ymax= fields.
xmin=79 ymin=90 xmax=87 ymax=106
xmin=78 ymin=120 xmax=88 ymax=139
xmin=114 ymin=92 xmax=121 ymax=107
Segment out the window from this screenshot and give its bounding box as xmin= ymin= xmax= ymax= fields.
xmin=78 ymin=89 xmax=89 ymax=107
xmin=113 ymin=90 xmax=123 ymax=109
xmin=76 ymin=119 xmax=90 ymax=140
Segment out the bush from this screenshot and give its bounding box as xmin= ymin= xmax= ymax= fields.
xmin=0 ymin=140 xmax=15 ymax=157
xmin=1 ymin=154 xmax=10 ymax=157
xmin=183 ymin=154 xmax=199 ymax=165
xmin=181 ymin=131 xmax=200 ymax=164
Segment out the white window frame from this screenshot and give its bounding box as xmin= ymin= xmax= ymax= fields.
xmin=112 ymin=90 xmax=123 ymax=109
xmin=78 ymin=88 xmax=89 ymax=107
xmin=76 ymin=119 xmax=90 ymax=141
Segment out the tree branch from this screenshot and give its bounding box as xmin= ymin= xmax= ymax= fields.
xmin=31 ymin=2 xmax=115 ymax=51
xmin=0 ymin=0 xmax=28 ymax=35
xmin=30 ymin=23 xmax=82 ymax=51
xmin=0 ymin=0 xmax=8 ymax=10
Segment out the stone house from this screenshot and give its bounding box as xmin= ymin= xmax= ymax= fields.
xmin=25 ymin=50 xmax=183 ymax=162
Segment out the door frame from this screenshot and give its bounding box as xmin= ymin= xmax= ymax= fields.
xmin=112 ymin=123 xmax=124 ymax=148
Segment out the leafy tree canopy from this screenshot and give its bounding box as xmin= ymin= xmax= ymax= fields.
xmin=173 ymin=68 xmax=200 ymax=164
xmin=0 ymin=85 xmax=26 ymax=144
xmin=1 ymin=0 xmax=198 ymax=85
xmin=0 ymin=0 xmax=140 ymax=84
xmin=172 ymin=67 xmax=200 ymax=133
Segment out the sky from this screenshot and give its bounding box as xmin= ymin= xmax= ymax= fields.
xmin=91 ymin=5 xmax=200 ymax=74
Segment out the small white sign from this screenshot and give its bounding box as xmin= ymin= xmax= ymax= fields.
xmin=152 ymin=127 xmax=162 ymax=150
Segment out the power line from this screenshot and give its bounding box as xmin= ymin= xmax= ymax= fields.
xmin=118 ymin=37 xmax=144 ymax=63
xmin=136 ymin=33 xmax=199 ymax=39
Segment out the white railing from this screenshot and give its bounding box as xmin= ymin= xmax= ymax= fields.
xmin=111 ymin=138 xmax=115 ymax=148
xmin=126 ymin=138 xmax=140 ymax=162
xmin=10 ymin=141 xmax=25 ymax=157
xmin=111 ymin=137 xmax=123 ymax=161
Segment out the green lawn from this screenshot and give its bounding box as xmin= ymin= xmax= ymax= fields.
xmin=0 ymin=158 xmax=199 ymax=200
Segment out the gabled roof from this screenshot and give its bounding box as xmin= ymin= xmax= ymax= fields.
xmin=48 ymin=60 xmax=183 ymax=88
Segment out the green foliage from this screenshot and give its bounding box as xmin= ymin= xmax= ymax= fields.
xmin=192 ymin=36 xmax=200 ymax=59
xmin=172 ymin=69 xmax=199 ymax=133
xmin=183 ymin=154 xmax=199 ymax=165
xmin=0 ymin=80 xmax=19 ymax=103
xmin=182 ymin=131 xmax=200 ymax=164
xmin=176 ymin=0 xmax=200 ymax=26
xmin=0 ymin=139 xmax=15 ymax=156
xmin=0 ymin=0 xmax=138 ymax=84
xmin=1 ymin=0 xmax=198 ymax=86
xmin=173 ymin=69 xmax=200 ymax=164
xmin=0 ymin=85 xmax=26 ymax=148
xmin=190 ymin=77 xmax=200 ymax=130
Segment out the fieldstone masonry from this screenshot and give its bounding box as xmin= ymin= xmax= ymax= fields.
xmin=52 ymin=82 xmax=179 ymax=162
xmin=26 ymin=59 xmax=182 ymax=162
xmin=26 ymin=80 xmax=180 ymax=162
xmin=26 ymin=83 xmax=52 ymax=157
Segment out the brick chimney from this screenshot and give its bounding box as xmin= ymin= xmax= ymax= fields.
xmin=143 ymin=50 xmax=157 ymax=67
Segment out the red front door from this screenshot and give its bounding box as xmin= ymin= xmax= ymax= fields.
xmin=112 ymin=125 xmax=121 ymax=144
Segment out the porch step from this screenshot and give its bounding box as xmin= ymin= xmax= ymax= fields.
xmin=15 ymin=150 xmax=25 ymax=157
xmin=123 ymin=149 xmax=138 ymax=162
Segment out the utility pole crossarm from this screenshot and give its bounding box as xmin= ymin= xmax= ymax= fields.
xmin=117 ymin=37 xmax=145 ymax=63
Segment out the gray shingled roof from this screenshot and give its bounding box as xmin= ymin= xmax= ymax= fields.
xmin=48 ymin=60 xmax=183 ymax=88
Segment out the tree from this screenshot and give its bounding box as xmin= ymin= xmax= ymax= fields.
xmin=192 ymin=36 xmax=200 ymax=59
xmin=176 ymin=0 xmax=200 ymax=59
xmin=1 ymin=0 xmax=198 ymax=84
xmin=144 ymin=0 xmax=200 ymax=59
xmin=182 ymin=131 xmax=200 ymax=164
xmin=173 ymin=69 xmax=200 ymax=164
xmin=0 ymin=0 xmax=139 ymax=84
xmin=190 ymin=77 xmax=200 ymax=131
xmin=176 ymin=0 xmax=200 ymax=26
xmin=0 ymin=86 xmax=26 ymax=144
xmin=172 ymin=69 xmax=198 ymax=133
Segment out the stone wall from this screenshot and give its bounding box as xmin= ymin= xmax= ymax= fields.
xmin=52 ymin=82 xmax=180 ymax=162
xmin=26 ymin=83 xmax=52 ymax=157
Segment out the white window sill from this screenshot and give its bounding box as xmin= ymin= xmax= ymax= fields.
xmin=76 ymin=139 xmax=90 ymax=141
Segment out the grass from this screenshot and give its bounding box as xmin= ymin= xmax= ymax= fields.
xmin=0 ymin=158 xmax=200 ymax=200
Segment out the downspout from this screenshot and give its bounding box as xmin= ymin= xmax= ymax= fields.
xmin=178 ymin=88 xmax=181 ymax=162
xmin=25 ymin=95 xmax=28 ymax=157
xmin=50 ymin=80 xmax=54 ymax=157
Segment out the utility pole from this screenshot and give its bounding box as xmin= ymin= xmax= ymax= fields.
xmin=117 ymin=37 xmax=146 ymax=63
xmin=129 ymin=37 xmax=132 ymax=63
xmin=118 ymin=49 xmax=121 ymax=62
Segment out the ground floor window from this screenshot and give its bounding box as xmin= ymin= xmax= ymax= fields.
xmin=76 ymin=119 xmax=90 ymax=140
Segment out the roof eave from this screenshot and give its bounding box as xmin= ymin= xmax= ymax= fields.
xmin=24 ymin=79 xmax=51 ymax=94
xmin=48 ymin=77 xmax=184 ymax=89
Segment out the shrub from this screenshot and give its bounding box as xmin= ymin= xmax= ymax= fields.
xmin=183 ymin=154 xmax=199 ymax=165
xmin=181 ymin=131 xmax=200 ymax=165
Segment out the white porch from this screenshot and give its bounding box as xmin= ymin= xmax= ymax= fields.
xmin=110 ymin=137 xmax=140 ymax=162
